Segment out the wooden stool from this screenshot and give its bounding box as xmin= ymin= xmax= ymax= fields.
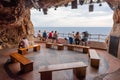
xmin=57 ymin=44 xmax=64 ymax=50
xmin=67 ymin=44 xmax=75 ymax=51
xmin=46 ymin=43 xmax=53 ymax=48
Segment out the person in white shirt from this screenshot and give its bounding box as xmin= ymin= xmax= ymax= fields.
xmin=22 ymin=37 xmax=29 ymax=48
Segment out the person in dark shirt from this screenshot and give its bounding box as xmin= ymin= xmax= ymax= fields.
xmin=42 ymin=30 xmax=47 ymax=41
xmin=81 ymin=31 xmax=89 ymax=46
xmin=74 ymin=32 xmax=81 ymax=45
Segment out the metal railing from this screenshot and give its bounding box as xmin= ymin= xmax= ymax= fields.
xmin=58 ymin=33 xmax=107 ymax=42
xmin=88 ymin=34 xmax=107 ymax=42
xmin=39 ymin=32 xmax=107 ymax=42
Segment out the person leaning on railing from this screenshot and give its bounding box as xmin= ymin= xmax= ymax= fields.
xmin=74 ymin=32 xmax=81 ymax=45
xmin=81 ymin=31 xmax=89 ymax=46
xmin=68 ymin=31 xmax=75 ymax=44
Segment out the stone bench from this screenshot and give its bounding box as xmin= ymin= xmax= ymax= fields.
xmin=67 ymin=44 xmax=90 ymax=53
xmin=46 ymin=42 xmax=64 ymax=50
xmin=39 ymin=62 xmax=87 ymax=80
xmin=10 ymin=52 xmax=33 ymax=73
xmin=89 ymin=49 xmax=100 ymax=68
xmin=18 ymin=44 xmax=40 ymax=54
xmin=57 ymin=44 xmax=64 ymax=50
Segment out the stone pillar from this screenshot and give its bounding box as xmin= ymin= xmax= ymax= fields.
xmin=108 ymin=9 xmax=120 ymax=59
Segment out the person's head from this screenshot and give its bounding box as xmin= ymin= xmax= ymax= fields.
xmin=44 ymin=30 xmax=46 ymax=32
xmin=82 ymin=32 xmax=85 ymax=34
xmin=39 ymin=30 xmax=40 ymax=32
xmin=23 ymin=37 xmax=26 ymax=39
xmin=76 ymin=32 xmax=79 ymax=35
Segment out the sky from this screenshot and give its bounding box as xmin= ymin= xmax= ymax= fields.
xmin=31 ymin=2 xmax=113 ymax=27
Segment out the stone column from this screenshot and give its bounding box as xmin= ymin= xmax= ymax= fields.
xmin=108 ymin=9 xmax=120 ymax=58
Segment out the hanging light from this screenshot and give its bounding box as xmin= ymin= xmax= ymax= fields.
xmin=90 ymin=0 xmax=93 ymax=4
xmin=42 ymin=8 xmax=48 ymax=15
xmin=89 ymin=4 xmax=94 ymax=12
xmin=54 ymin=6 xmax=58 ymax=10
xmin=39 ymin=8 xmax=41 ymax=11
xmin=97 ymin=0 xmax=101 ymax=3
xmin=71 ymin=0 xmax=77 ymax=9
xmin=99 ymin=3 xmax=102 ymax=6
xmin=79 ymin=0 xmax=84 ymax=5
xmin=64 ymin=3 xmax=68 ymax=7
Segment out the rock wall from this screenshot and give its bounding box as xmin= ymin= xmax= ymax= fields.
xmin=0 ymin=0 xmax=34 ymax=48
xmin=108 ymin=9 xmax=120 ymax=58
xmin=111 ymin=9 xmax=120 ymax=36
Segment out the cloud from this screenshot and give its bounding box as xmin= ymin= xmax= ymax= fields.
xmin=31 ymin=2 xmax=113 ymax=27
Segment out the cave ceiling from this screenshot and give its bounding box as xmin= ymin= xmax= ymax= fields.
xmin=24 ymin=0 xmax=120 ymax=10
xmin=0 ymin=0 xmax=120 ymax=14
xmin=0 ymin=0 xmax=120 ymax=25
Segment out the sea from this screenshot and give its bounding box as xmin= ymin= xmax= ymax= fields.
xmin=34 ymin=27 xmax=112 ymax=35
xmin=34 ymin=27 xmax=112 ymax=41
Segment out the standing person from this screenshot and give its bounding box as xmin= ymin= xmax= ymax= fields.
xmin=52 ymin=31 xmax=58 ymax=43
xmin=48 ymin=31 xmax=53 ymax=39
xmin=81 ymin=31 xmax=89 ymax=46
xmin=68 ymin=31 xmax=75 ymax=44
xmin=74 ymin=32 xmax=81 ymax=45
xmin=37 ymin=30 xmax=42 ymax=41
xmin=48 ymin=31 xmax=53 ymax=42
xmin=42 ymin=30 xmax=47 ymax=41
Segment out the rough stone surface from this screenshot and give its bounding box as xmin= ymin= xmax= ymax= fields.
xmin=107 ymin=9 xmax=120 ymax=59
xmin=0 ymin=0 xmax=34 ymax=48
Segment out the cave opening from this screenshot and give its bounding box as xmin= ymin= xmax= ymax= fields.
xmin=31 ymin=2 xmax=113 ymax=28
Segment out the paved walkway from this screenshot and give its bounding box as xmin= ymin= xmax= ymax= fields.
xmin=0 ymin=43 xmax=120 ymax=80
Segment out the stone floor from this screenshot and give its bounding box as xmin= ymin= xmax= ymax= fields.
xmin=0 ymin=43 xmax=120 ymax=80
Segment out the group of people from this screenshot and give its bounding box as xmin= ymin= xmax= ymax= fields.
xmin=68 ymin=31 xmax=89 ymax=46
xmin=37 ymin=30 xmax=58 ymax=43
xmin=18 ymin=31 xmax=89 ymax=49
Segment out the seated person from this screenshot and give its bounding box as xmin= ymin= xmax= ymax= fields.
xmin=18 ymin=40 xmax=25 ymax=48
xmin=37 ymin=30 xmax=42 ymax=41
xmin=74 ymin=32 xmax=81 ymax=45
xmin=18 ymin=37 xmax=29 ymax=48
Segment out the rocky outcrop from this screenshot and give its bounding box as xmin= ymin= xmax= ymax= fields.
xmin=0 ymin=0 xmax=34 ymax=48
xmin=107 ymin=9 xmax=120 ymax=58
xmin=111 ymin=9 xmax=120 ymax=36
xmin=0 ymin=0 xmax=72 ymax=49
